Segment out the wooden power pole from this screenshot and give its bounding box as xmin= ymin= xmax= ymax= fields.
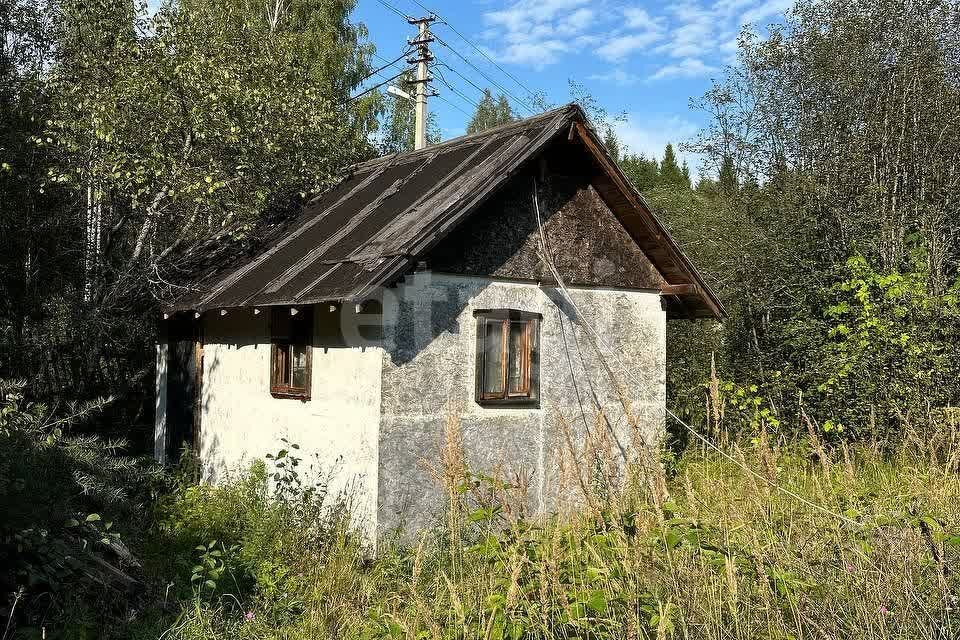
xmin=407 ymin=15 xmax=435 ymax=150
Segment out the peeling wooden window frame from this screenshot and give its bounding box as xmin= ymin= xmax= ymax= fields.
xmin=269 ymin=306 xmax=313 ymax=400
xmin=474 ymin=309 xmax=541 ymax=407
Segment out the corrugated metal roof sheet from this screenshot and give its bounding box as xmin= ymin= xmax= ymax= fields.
xmin=164 ymin=104 xmax=725 ymax=319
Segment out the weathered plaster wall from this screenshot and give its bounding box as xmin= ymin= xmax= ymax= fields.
xmin=378 ymin=272 xmax=666 ymax=534
xmin=196 ymin=308 xmax=382 ymax=538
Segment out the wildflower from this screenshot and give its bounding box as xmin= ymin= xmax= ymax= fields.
xmin=879 ymin=605 xmax=889 ymax=616
xmin=845 ymin=563 xmax=854 ymax=573
xmin=245 ymin=611 xmax=255 ymax=622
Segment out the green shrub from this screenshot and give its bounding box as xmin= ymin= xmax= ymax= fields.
xmin=788 ymin=255 xmax=960 ymax=442
xmin=0 ymin=379 xmax=165 ymax=637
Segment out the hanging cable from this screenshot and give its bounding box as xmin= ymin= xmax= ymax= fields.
xmin=433 ymin=34 xmax=536 ymax=115
xmin=432 ymin=91 xmax=473 ymax=119
xmin=348 ymin=69 xmax=409 ymax=102
xmin=373 ymin=0 xmax=411 ymax=20
xmin=403 ymin=0 xmax=542 ymax=106
xmin=434 ymin=56 xmax=489 ymax=102
xmin=529 ymin=175 xmax=864 ymax=530
xmin=432 ymin=67 xmax=482 ymax=111
xmin=359 ymin=49 xmax=414 ymax=86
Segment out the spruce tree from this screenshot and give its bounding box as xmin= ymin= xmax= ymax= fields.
xmin=466 ymin=88 xmax=514 ymax=134
xmin=603 ymin=126 xmax=621 ymax=162
xmin=659 ymin=143 xmax=687 ymax=188
xmin=718 ymin=154 xmax=738 ymax=194
xmin=621 ymin=153 xmax=659 ymax=192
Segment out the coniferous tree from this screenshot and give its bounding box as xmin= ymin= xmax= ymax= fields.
xmin=603 ymin=126 xmax=621 ymax=162
xmin=718 ymin=154 xmax=738 ymax=194
xmin=621 ymin=153 xmax=659 ymax=192
xmin=659 ymin=143 xmax=687 ymax=187
xmin=466 ymin=88 xmax=514 ymax=134
xmin=495 ymin=95 xmax=513 ymax=126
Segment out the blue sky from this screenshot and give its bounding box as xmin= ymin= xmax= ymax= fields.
xmin=353 ymin=0 xmax=791 ymax=169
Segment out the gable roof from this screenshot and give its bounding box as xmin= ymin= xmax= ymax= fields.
xmin=165 ymin=104 xmax=724 ymax=319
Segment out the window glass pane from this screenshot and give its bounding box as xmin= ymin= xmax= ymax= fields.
xmin=482 ymin=320 xmax=504 ymax=395
xmin=291 ymin=344 xmax=308 ymax=389
xmin=275 ymin=343 xmax=291 ymax=385
xmin=507 ymin=321 xmax=527 ymax=394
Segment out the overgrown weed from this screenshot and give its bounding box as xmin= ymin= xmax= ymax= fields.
xmin=141 ymin=421 xmax=960 ymax=639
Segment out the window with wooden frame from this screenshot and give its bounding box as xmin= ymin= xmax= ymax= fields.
xmin=270 ymin=306 xmax=312 ymax=400
xmin=474 ymin=310 xmax=540 ymax=406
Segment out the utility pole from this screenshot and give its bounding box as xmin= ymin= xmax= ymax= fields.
xmin=407 ymin=15 xmax=436 ymax=150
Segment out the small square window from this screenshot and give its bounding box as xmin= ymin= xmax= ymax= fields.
xmin=475 ymin=310 xmax=540 ymax=406
xmin=270 ymin=307 xmax=312 ymax=400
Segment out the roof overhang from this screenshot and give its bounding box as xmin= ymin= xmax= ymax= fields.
xmin=161 ymin=104 xmax=724 ymax=321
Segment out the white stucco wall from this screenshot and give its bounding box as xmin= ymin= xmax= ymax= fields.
xmin=154 ymin=273 xmax=667 ymax=539
xmin=196 ymin=307 xmax=382 ymax=538
xmin=378 ymin=271 xmax=666 ymax=534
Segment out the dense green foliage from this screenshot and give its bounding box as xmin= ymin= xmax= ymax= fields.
xmin=626 ymin=0 xmax=960 ymax=446
xmin=0 ymin=0 xmax=378 ymax=412
xmin=465 ymin=89 xmax=515 ymax=135
xmin=0 ymin=381 xmax=165 ymax=631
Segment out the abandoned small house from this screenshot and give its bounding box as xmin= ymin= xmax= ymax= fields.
xmin=154 ymin=104 xmax=724 ymax=537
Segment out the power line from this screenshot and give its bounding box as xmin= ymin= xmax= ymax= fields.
xmin=373 ymin=0 xmax=410 ymax=20
xmin=349 ymin=69 xmax=408 ymax=102
xmin=432 ymin=67 xmax=481 ymax=111
xmin=434 ymin=56 xmax=489 ymax=101
xmin=359 ymin=50 xmax=413 ymax=85
xmin=432 ymin=91 xmax=472 ymax=119
xmin=401 ymin=0 xmax=542 ymax=108
xmin=432 ymin=33 xmax=535 ymax=115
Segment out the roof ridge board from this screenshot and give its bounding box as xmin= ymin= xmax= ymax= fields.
xmin=344 ymin=104 xmax=578 ymax=172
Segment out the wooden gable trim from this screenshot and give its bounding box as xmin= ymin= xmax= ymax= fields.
xmin=571 ymin=121 xmax=726 ymax=320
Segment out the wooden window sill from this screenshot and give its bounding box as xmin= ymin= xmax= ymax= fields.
xmin=270 ymin=389 xmax=311 ymax=401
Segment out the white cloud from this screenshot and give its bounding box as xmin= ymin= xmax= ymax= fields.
xmin=478 ymin=0 xmax=789 ymax=71
xmin=614 ymin=114 xmax=700 ymax=163
xmin=595 ymin=31 xmax=662 ymax=62
xmin=482 ymin=0 xmax=594 ymax=69
xmin=494 ymin=40 xmax=570 ymax=67
xmin=649 ymin=57 xmax=719 ymax=80
xmin=741 ymin=0 xmax=792 ymax=24
xmin=587 ymin=68 xmax=641 ymax=85
xmin=623 ymin=7 xmax=661 ymax=31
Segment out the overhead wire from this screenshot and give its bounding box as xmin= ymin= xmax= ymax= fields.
xmin=369 ymin=0 xmax=542 ymax=122
xmin=373 ymin=0 xmax=410 ymax=20
xmin=433 ymin=55 xmax=489 ymax=101
xmin=432 ymin=66 xmax=482 ymax=111
xmin=402 ymin=0 xmax=542 ymax=107
xmin=432 ymin=33 xmax=536 ymax=115
xmin=348 ymin=69 xmax=409 ymax=102
xmin=432 ymin=91 xmax=473 ymax=118
xmin=359 ymin=49 xmax=414 ymax=85
xmin=529 ymin=175 xmax=864 ymax=530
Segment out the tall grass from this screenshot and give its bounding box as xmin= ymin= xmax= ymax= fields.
xmin=134 ymin=413 xmax=960 ymax=640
